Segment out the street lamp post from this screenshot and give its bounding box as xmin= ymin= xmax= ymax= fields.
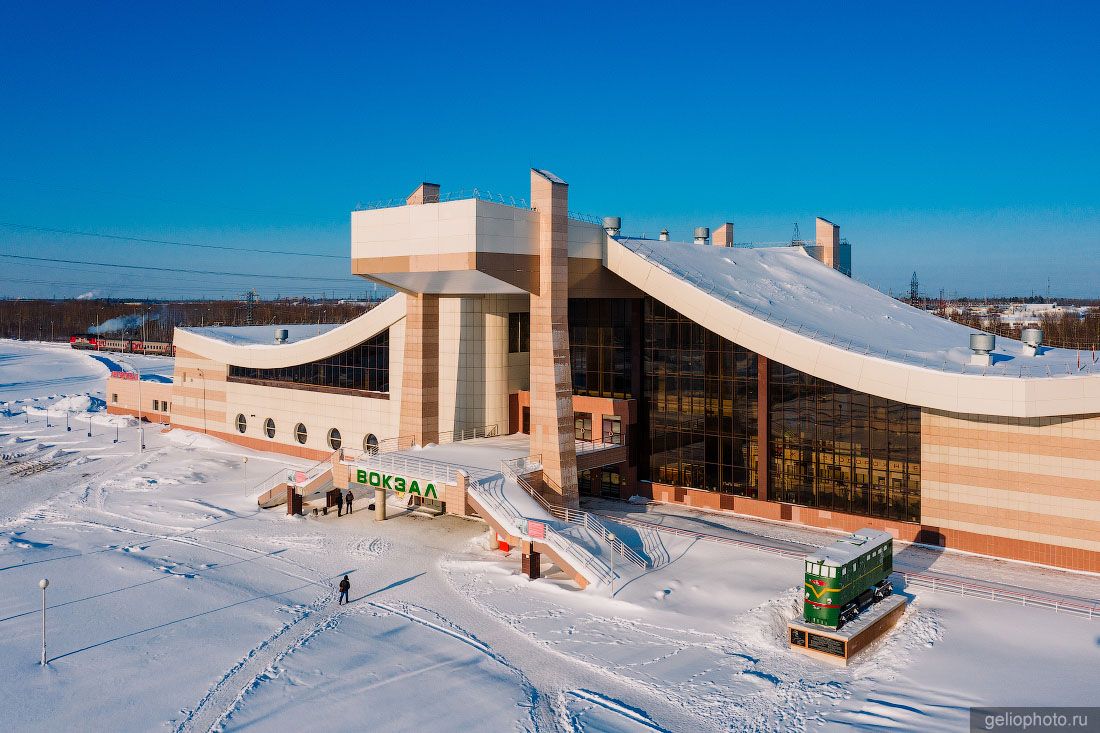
xmin=39 ymin=578 xmax=49 ymax=666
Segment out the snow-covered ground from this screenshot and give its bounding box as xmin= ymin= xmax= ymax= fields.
xmin=0 ymin=340 xmax=1097 ymax=732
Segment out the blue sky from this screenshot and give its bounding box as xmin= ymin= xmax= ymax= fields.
xmin=1 ymin=1 xmax=1097 ymax=299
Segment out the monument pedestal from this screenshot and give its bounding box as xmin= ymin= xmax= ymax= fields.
xmin=788 ymin=595 xmax=906 ymax=665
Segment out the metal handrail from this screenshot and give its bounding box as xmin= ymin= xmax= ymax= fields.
xmin=252 ymin=448 xmax=339 ymax=497
xmin=896 ymin=571 xmax=1098 ymax=621
xmin=346 ymin=452 xmax=462 ymax=484
xmin=500 ymin=459 xmax=649 ymax=570
xmin=467 ymin=476 xmax=613 ymax=585
xmin=354 ymin=189 xmax=534 ymax=212
xmin=437 ymin=424 xmax=500 ymax=445
xmin=341 ymin=434 xmax=415 ymax=464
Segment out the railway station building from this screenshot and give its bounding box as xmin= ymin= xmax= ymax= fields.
xmin=108 ymin=169 xmax=1100 ymax=573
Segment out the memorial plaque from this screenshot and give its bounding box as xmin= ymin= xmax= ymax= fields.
xmin=808 ymin=633 xmax=846 ymax=657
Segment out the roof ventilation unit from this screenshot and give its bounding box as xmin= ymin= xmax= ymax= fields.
xmin=602 ymin=216 xmax=622 ymax=237
xmin=274 ymin=328 xmax=289 ymax=344
xmin=969 ymin=333 xmax=996 ymax=366
xmin=1020 ymin=328 xmax=1043 ymax=357
xmin=693 ymin=226 xmax=710 ymax=245
xmin=659 ymin=229 xmax=670 ymax=241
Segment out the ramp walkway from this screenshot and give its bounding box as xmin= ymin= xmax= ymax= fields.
xmin=345 ymin=437 xmax=649 ymax=590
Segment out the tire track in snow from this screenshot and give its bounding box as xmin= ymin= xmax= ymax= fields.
xmin=188 ymin=599 xmax=550 ymax=733
xmin=364 ymin=600 xmax=552 ymax=732
xmin=564 ymin=689 xmax=671 ymax=732
xmin=174 ymin=586 xmax=339 ymax=733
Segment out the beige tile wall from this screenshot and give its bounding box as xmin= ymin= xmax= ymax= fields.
xmin=921 ymin=408 xmax=1100 ymax=553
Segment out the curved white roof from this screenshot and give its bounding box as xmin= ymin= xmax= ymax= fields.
xmin=175 ymin=294 xmax=405 ymax=369
xmin=607 ymin=238 xmax=1100 ymax=417
xmin=185 ymin=323 xmax=341 ymax=346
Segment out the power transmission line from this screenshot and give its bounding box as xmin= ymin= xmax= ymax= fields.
xmin=0 ymin=252 xmax=357 ymax=282
xmin=0 ymin=221 xmax=346 ymax=259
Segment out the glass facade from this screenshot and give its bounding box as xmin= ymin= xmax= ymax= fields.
xmin=768 ymin=363 xmax=921 ymax=522
xmin=228 ymin=330 xmax=389 ymax=394
xmin=643 ymin=298 xmax=758 ymax=495
xmin=569 ymin=298 xmax=633 ymax=399
xmin=639 ymin=298 xmax=920 ymax=523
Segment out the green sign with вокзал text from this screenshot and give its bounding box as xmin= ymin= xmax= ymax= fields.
xmin=353 ymin=467 xmax=438 ymax=499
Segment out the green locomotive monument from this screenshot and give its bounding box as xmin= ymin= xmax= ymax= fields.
xmin=803 ymin=528 xmax=894 ymax=628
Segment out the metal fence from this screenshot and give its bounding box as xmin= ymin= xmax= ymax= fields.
xmin=354 ymin=189 xmax=533 ymax=212
xmin=599 ymin=511 xmax=1099 ymax=621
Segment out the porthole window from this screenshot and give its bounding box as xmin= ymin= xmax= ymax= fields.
xmin=264 ymin=418 xmax=276 ymax=439
xmin=236 ymin=414 xmax=247 ymax=434
xmin=363 ymin=433 xmax=379 ymax=455
xmin=294 ymin=422 xmax=308 ymax=445
xmin=328 ymin=428 xmax=342 ymax=450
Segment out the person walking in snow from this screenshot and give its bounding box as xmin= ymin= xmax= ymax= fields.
xmin=338 ymin=575 xmax=350 ymax=605
xmin=345 ymin=490 xmax=354 ymax=514
xmin=336 ymin=489 xmax=345 ymax=517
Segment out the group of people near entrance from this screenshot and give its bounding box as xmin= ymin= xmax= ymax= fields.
xmin=334 ymin=489 xmax=354 ymax=516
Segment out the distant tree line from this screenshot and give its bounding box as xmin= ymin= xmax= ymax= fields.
xmin=941 ymin=308 xmax=1100 ymax=350
xmin=0 ymin=298 xmax=379 ymax=343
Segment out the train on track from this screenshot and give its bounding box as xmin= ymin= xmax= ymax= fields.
xmin=69 ymin=334 xmax=175 ymax=356
xmin=803 ymin=528 xmax=893 ymax=628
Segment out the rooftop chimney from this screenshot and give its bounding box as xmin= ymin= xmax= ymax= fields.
xmin=713 ymin=222 xmax=735 ymax=247
xmin=693 ymin=226 xmax=710 ymax=245
xmin=969 ymin=333 xmax=996 ymax=366
xmin=1021 ymin=328 xmax=1043 ymax=357
xmin=659 ymin=229 xmax=670 ymax=241
xmin=406 ymin=182 xmax=441 ymax=205
xmin=602 ymin=216 xmax=622 ymax=237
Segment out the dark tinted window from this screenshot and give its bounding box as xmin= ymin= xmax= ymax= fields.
xmin=229 ymin=330 xmax=389 ymax=394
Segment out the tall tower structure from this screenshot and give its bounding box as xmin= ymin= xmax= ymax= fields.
xmin=528 ymin=169 xmax=579 ymax=508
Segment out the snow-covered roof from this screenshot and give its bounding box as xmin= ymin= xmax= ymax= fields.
xmin=617 ymin=238 xmax=1093 ymax=377
xmin=805 ymin=528 xmax=892 ymax=567
xmin=173 ymin=295 xmax=405 ymax=371
xmin=181 ymin=323 xmax=341 ymax=346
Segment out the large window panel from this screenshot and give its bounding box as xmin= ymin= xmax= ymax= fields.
xmin=228 ymin=330 xmax=389 ymax=395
